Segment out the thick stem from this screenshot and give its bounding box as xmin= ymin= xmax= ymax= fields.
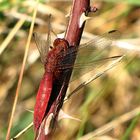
xmin=65 ymin=0 xmax=90 ymax=46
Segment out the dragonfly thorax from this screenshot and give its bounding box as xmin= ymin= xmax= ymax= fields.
xmin=45 ymin=38 xmax=69 ymax=75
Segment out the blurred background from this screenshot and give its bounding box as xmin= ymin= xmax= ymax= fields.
xmin=0 ymin=0 xmax=140 ymax=140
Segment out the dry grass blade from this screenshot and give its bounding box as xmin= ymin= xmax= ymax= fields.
xmin=10 ymin=122 xmax=33 ymax=140
xmin=79 ymin=106 xmax=140 ymax=140
xmin=87 ymin=135 xmax=118 ymax=140
xmin=65 ymin=55 xmax=124 ymax=101
xmin=0 ymin=19 xmax=25 ymax=55
xmin=23 ymin=0 xmax=64 ymax=17
xmin=5 ymin=1 xmax=39 ymax=140
xmin=113 ymin=39 xmax=140 ymax=52
xmin=5 ymin=10 xmax=46 ymax=25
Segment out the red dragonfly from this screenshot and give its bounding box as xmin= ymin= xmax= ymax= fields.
xmin=33 ymin=21 xmax=121 ymax=137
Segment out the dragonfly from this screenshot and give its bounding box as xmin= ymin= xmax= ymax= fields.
xmin=33 ymin=22 xmax=122 ymax=138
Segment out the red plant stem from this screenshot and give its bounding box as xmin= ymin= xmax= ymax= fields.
xmin=65 ymin=0 xmax=90 ymax=46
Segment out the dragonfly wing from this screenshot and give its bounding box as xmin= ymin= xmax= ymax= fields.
xmin=55 ymin=30 xmax=122 ymax=82
xmin=59 ymin=30 xmax=120 ymax=65
xmin=33 ymin=15 xmax=52 ymax=64
xmin=55 ymin=54 xmax=123 ymax=83
xmin=70 ymin=55 xmax=123 ymax=82
xmin=80 ymin=30 xmax=120 ymax=49
xmin=55 ymin=29 xmax=122 ymax=69
xmin=33 ymin=32 xmax=49 ymax=64
xmin=70 ymin=30 xmax=122 ymax=81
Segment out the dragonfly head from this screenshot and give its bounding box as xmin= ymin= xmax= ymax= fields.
xmin=53 ymin=38 xmax=69 ymax=50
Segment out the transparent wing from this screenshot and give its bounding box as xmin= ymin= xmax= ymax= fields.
xmin=80 ymin=30 xmax=119 ymax=49
xmin=54 ymin=30 xmax=122 ymax=81
xmin=33 ymin=15 xmax=52 ymax=64
xmin=70 ymin=55 xmax=122 ymax=82
xmin=33 ymin=32 xmax=49 ymax=64
xmin=56 ymin=55 xmax=123 ymax=83
xmin=55 ymin=30 xmax=120 ymax=66
xmin=57 ymin=30 xmax=120 ymax=65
